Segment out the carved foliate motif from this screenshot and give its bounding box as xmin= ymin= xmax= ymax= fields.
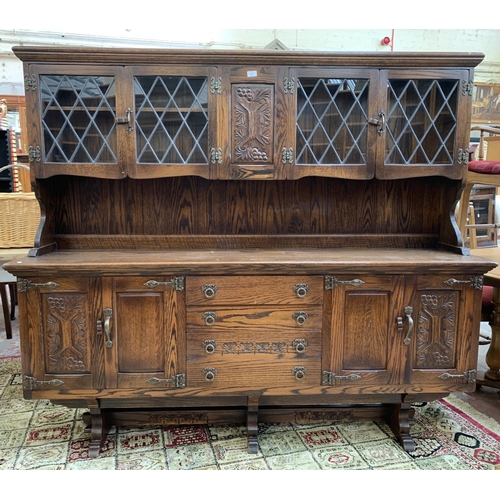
xmin=43 ymin=293 xmax=89 ymax=373
xmin=416 ymin=293 xmax=456 ymax=368
xmin=148 ymin=412 xmax=209 ymax=425
xmin=294 ymin=410 xmax=353 ymax=424
xmin=233 ymin=85 xmax=273 ymax=163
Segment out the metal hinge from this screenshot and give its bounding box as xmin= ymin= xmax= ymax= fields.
xmin=443 ymin=276 xmax=483 ymax=291
xmin=210 ymin=147 xmax=222 ymax=164
xmin=147 ymin=374 xmax=186 ymax=388
xmin=438 ymin=369 xmax=476 ymax=384
xmin=457 ymin=148 xmax=469 ymax=165
xmin=28 ymin=145 xmax=41 ymax=163
xmin=325 ymin=276 xmax=366 ymax=290
xmin=282 ymin=148 xmax=293 ymax=164
xmin=143 ymin=277 xmax=185 ymax=291
xmin=210 ymin=77 xmax=222 ymax=94
xmin=18 ymin=279 xmax=60 ymax=293
xmin=283 ymin=77 xmax=295 ymax=94
xmin=462 ymin=80 xmax=473 ymax=96
xmin=24 ymin=74 xmax=37 ymax=91
xmin=322 ymin=371 xmax=361 ymax=385
xmin=24 ymin=376 xmax=64 ymax=391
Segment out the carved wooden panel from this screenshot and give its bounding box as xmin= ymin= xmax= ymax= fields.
xmin=42 ymin=293 xmax=90 ymax=373
xmin=232 ymin=84 xmax=274 ymax=164
xmin=415 ymin=292 xmax=457 ymax=369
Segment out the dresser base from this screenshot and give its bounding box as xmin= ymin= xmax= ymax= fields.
xmin=71 ymin=393 xmax=449 ymax=457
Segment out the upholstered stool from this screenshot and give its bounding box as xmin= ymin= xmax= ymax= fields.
xmin=0 ymin=268 xmax=17 ymax=340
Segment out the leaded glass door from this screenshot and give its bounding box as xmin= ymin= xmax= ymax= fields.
xmin=291 ymin=68 xmax=379 ymax=180
xmin=377 ymin=69 xmax=471 ymax=179
xmin=28 ymin=65 xmax=127 ymax=179
xmin=129 ymin=66 xmax=215 ymax=179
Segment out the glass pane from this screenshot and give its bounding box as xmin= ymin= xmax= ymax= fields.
xmin=385 ymin=79 xmax=458 ymax=165
xmin=296 ymin=78 xmax=369 ymax=165
xmin=134 ymin=76 xmax=209 ymax=164
xmin=40 ymin=75 xmax=117 ymax=163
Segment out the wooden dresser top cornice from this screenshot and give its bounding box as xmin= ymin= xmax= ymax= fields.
xmin=12 ymin=46 xmax=485 ymax=68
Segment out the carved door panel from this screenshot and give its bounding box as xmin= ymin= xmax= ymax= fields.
xmin=325 ymin=275 xmax=407 ymax=387
xmin=19 ymin=277 xmax=102 ymax=394
xmin=216 ymin=66 xmax=294 ymax=180
xmin=377 ymin=69 xmax=472 ymax=180
xmin=289 ymin=67 xmax=380 ymax=180
xmin=406 ymin=275 xmax=482 ymax=389
xmin=103 ymin=276 xmax=186 ymax=390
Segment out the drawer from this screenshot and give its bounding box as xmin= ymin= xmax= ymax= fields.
xmin=187 ymin=331 xmax=321 ymax=389
xmin=186 ymin=307 xmax=322 ymax=330
xmin=185 ymin=275 xmax=324 ymax=305
xmin=187 ymin=330 xmax=321 ymax=357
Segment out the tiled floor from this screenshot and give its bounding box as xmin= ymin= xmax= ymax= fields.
xmin=1 ymin=248 xmax=499 ymax=424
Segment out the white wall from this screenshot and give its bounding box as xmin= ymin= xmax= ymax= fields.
xmin=0 ymin=25 xmax=500 ymax=94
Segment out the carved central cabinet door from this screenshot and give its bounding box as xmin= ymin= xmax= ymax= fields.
xmin=220 ymin=66 xmax=293 ymax=180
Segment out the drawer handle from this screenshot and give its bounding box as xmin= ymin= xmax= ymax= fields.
xmin=293 ymin=366 xmax=306 ymax=380
xmin=202 ymin=284 xmax=218 ymax=299
xmin=203 ymin=340 xmax=217 ymax=354
xmin=203 ymin=367 xmax=217 ymax=382
xmin=293 ymin=284 xmax=309 ymax=298
xmin=292 ymin=339 xmax=308 ymax=354
xmin=292 ymin=311 xmax=308 ymax=326
xmin=203 ymin=311 xmax=217 ymax=326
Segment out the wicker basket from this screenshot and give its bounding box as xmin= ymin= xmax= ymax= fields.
xmin=0 ymin=191 xmax=40 ymax=248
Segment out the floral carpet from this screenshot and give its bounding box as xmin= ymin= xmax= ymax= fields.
xmin=1 ymin=357 xmax=500 ymax=470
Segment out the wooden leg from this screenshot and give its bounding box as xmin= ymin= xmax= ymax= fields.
xmin=82 ymin=399 xmax=108 ymax=458
xmin=8 ymin=283 xmax=16 ymax=321
xmin=389 ymin=394 xmax=416 ymax=452
xmin=247 ymin=395 xmax=260 ymax=454
xmin=0 ymin=284 xmax=12 ymax=340
xmin=484 ymin=287 xmax=500 ymax=383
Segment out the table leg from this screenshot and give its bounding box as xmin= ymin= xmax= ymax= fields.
xmin=0 ymin=284 xmax=12 ymax=340
xmin=478 ymin=286 xmax=500 ymax=389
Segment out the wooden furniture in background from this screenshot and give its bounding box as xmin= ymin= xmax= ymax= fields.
xmin=4 ymin=47 xmax=496 ymax=457
xmin=470 ymin=246 xmax=500 ymax=389
xmin=0 ymin=268 xmax=17 ymax=339
xmin=457 ymin=125 xmax=500 ymax=242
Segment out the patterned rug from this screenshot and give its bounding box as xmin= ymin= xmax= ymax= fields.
xmin=1 ymin=358 xmax=500 ymax=470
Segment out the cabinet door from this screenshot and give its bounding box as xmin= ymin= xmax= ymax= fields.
xmin=325 ymin=275 xmax=407 ymax=387
xmin=215 ymin=66 xmax=293 ymax=180
xmin=128 ymin=66 xmax=217 ymax=179
xmin=407 ymin=274 xmax=482 ymax=389
xmin=377 ymin=69 xmax=472 ymax=179
xmin=26 ymin=64 xmax=128 ymax=179
xmin=19 ymin=277 xmax=102 ymax=394
xmin=103 ymin=276 xmax=185 ymax=389
xmin=289 ymin=68 xmax=380 ymax=180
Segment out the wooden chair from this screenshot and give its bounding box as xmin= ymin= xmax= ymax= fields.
xmin=466 ymin=204 xmax=493 ymax=345
xmin=457 ymin=125 xmax=500 ymax=242
xmin=0 ymin=269 xmax=17 ymax=340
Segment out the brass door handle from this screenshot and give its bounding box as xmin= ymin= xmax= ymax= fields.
xmin=400 ymin=306 xmax=413 ymax=345
xmin=103 ymin=308 xmax=113 ymax=348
